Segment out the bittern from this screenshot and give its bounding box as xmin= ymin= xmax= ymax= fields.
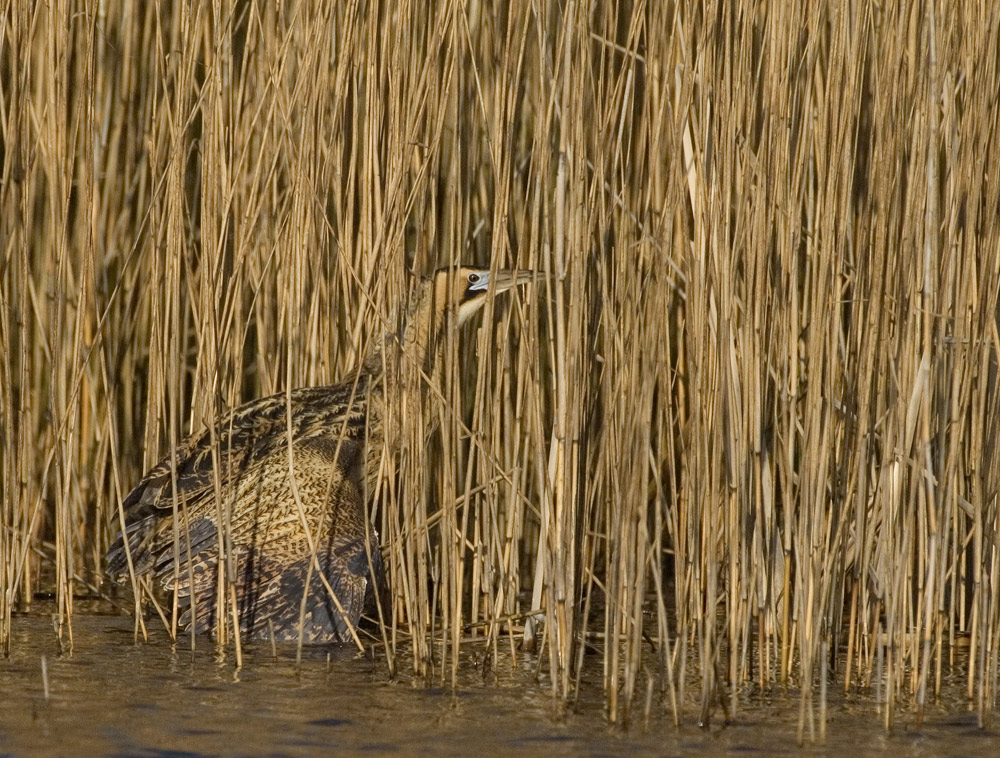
xmin=107 ymin=266 xmax=534 ymax=643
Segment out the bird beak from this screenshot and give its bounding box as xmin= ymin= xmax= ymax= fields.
xmin=476 ymin=269 xmax=539 ymax=294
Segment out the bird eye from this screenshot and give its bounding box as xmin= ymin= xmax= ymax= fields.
xmin=467 ymin=273 xmax=480 ymax=284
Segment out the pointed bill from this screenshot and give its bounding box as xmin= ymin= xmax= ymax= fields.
xmin=471 ymin=269 xmax=539 ymax=293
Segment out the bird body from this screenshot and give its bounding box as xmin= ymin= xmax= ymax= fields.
xmin=107 ymin=267 xmax=533 ymax=643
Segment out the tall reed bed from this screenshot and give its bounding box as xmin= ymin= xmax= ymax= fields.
xmin=2 ymin=0 xmax=998 ymax=733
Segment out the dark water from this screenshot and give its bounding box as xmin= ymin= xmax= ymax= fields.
xmin=0 ymin=608 xmax=996 ymax=757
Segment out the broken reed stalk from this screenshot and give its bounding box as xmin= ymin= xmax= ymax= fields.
xmin=1 ymin=0 xmax=999 ymax=731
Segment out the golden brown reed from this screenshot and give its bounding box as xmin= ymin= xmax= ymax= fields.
xmin=1 ymin=0 xmax=999 ymax=735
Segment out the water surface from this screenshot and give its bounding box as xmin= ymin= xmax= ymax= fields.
xmin=0 ymin=608 xmax=995 ymax=757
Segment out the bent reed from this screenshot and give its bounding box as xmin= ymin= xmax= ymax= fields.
xmin=2 ymin=0 xmax=999 ymax=735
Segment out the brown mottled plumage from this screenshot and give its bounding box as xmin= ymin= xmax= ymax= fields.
xmin=107 ymin=267 xmax=534 ymax=643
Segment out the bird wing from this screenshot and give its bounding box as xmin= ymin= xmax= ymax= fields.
xmin=156 ymin=434 xmax=380 ymax=643
xmin=107 ymin=384 xmax=371 ymax=576
xmin=107 ymin=381 xmax=384 ymax=643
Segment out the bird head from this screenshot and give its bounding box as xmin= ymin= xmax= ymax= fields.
xmin=401 ymin=266 xmax=536 ymax=369
xmin=430 ymin=266 xmax=537 ymax=326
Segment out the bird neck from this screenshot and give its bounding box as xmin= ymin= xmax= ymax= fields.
xmin=353 ymin=279 xmax=444 ymax=454
xmin=355 ymin=279 xmax=429 ymax=393
xmin=402 ymin=277 xmax=441 ymax=373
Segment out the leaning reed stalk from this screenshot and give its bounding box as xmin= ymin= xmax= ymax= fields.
xmin=2 ymin=0 xmax=999 ymax=731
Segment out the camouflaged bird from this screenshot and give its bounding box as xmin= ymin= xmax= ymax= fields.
xmin=107 ymin=266 xmax=534 ymax=643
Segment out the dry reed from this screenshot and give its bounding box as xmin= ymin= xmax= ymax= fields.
xmin=1 ymin=0 xmax=999 ymax=734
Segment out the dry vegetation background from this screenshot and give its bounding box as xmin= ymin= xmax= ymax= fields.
xmin=2 ymin=0 xmax=999 ymax=734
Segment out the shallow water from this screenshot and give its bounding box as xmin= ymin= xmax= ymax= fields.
xmin=1 ymin=608 xmax=997 ymax=758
